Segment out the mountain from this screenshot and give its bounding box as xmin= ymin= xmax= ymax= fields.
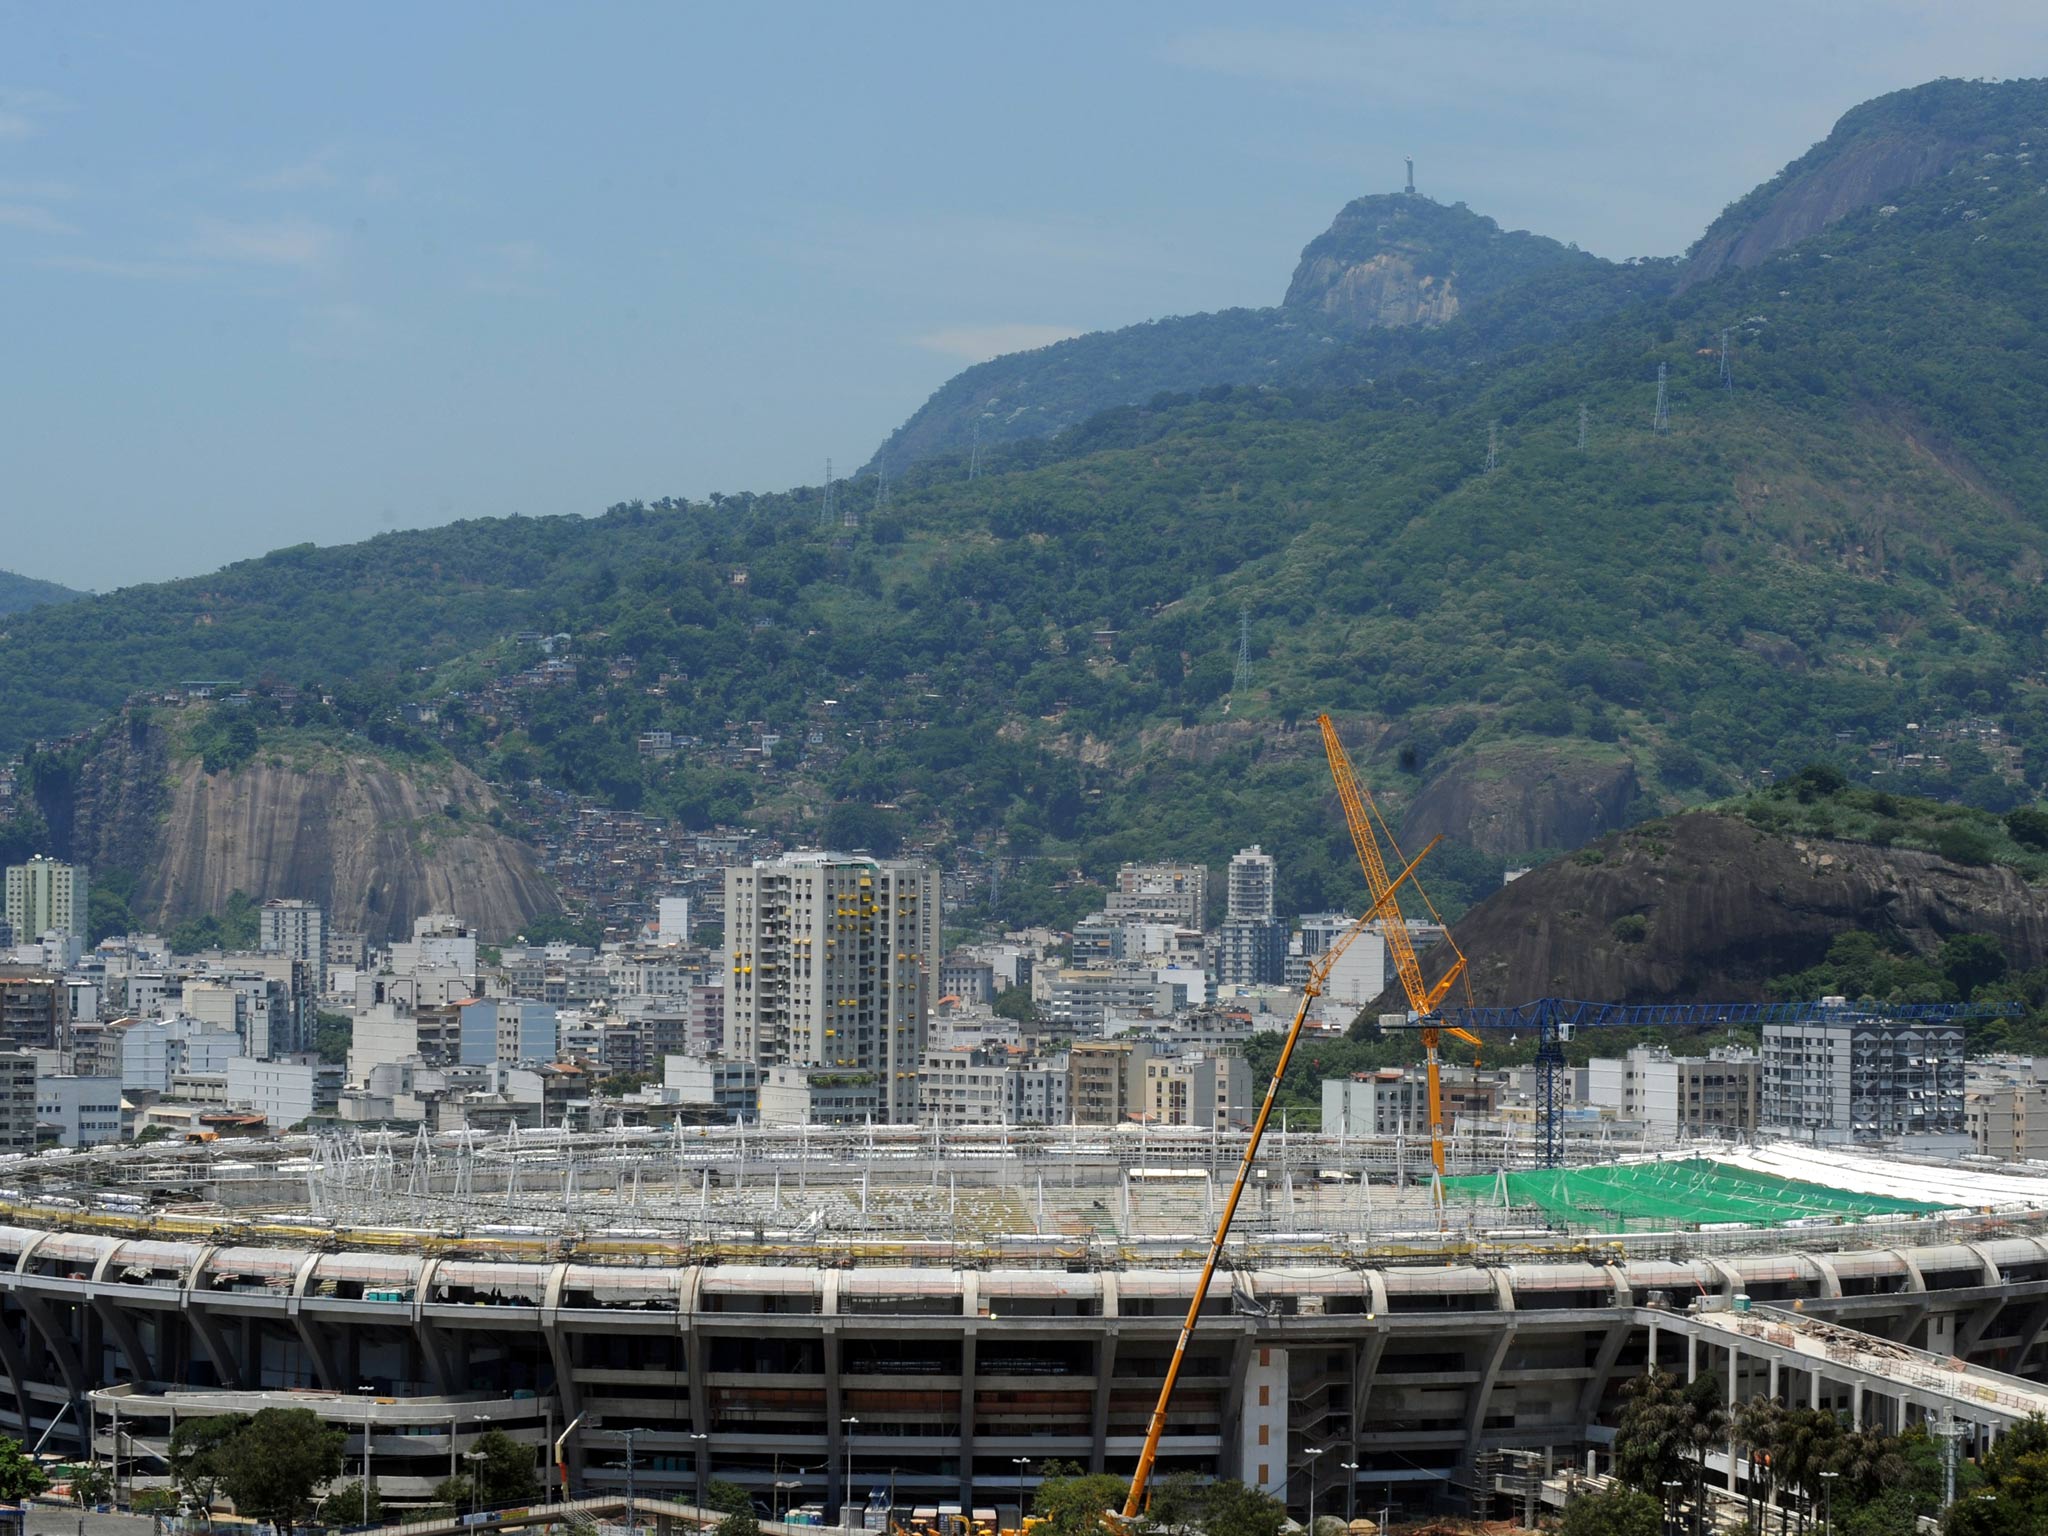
xmin=1682 ymin=77 xmax=2048 ymax=288
xmin=1387 ymin=796 xmax=2048 ymax=1011
xmin=28 ymin=705 xmax=559 ymax=942
xmin=4 ymin=79 xmax=2048 ymax=935
xmin=869 ymin=195 xmax=1638 ymax=473
xmin=0 ymin=568 xmax=82 ymax=617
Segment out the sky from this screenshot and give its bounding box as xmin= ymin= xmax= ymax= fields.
xmin=3 ymin=2 xmax=2046 ymax=591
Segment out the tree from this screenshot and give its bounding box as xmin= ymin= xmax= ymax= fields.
xmin=1613 ymin=1369 xmax=1727 ymax=1528
xmin=0 ymin=1437 xmax=49 ymax=1502
xmin=704 ymin=1479 xmax=755 ymax=1518
xmin=437 ymin=1427 xmax=539 ymax=1511
xmin=715 ymin=1513 xmax=761 ymax=1536
xmin=170 ymin=1413 xmax=248 ymax=1528
xmin=1558 ymin=1485 xmax=1662 ymax=1536
xmin=67 ymin=1462 xmax=111 ymax=1508
xmin=1945 ymin=1415 xmax=2048 ymax=1536
xmin=991 ymin=986 xmax=1038 ymax=1024
xmin=212 ymin=1408 xmax=345 ymax=1536
xmin=316 ymin=1481 xmax=382 ymax=1528
xmin=1033 ymin=1470 xmax=1131 ymax=1536
xmin=1140 ymin=1472 xmax=1206 ymax=1536
xmin=1198 ymin=1480 xmax=1286 ymax=1536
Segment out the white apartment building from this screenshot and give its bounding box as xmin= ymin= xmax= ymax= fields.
xmin=1137 ymin=1050 xmax=1251 ymax=1130
xmin=4 ymin=857 xmax=87 ymax=943
xmin=1227 ymin=846 xmax=1276 ymax=922
xmin=917 ymin=1046 xmax=1014 ymax=1128
xmin=1584 ymin=1046 xmax=1760 ymax=1139
xmin=36 ymin=1073 xmax=123 ymax=1147
xmin=225 ymin=1057 xmax=319 ymax=1130
xmin=1762 ymin=1012 xmax=1966 ymax=1145
xmin=1107 ymin=863 xmax=1208 ymax=931
xmin=259 ymin=899 xmax=325 ymax=989
xmin=725 ymin=852 xmax=940 ymax=1123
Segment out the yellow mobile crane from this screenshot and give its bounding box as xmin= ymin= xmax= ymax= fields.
xmin=1319 ymin=714 xmax=1476 ymax=1175
xmin=1118 ymin=718 xmax=1456 ymax=1521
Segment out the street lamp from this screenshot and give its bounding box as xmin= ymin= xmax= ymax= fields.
xmin=1012 ymin=1459 xmax=1030 ymax=1528
xmin=625 ymin=1428 xmax=638 ymax=1529
xmin=1662 ymin=1479 xmax=1683 ymax=1536
xmin=1339 ymin=1462 xmax=1359 ymax=1525
xmin=464 ymin=1450 xmax=486 ymax=1524
xmin=1820 ymin=1470 xmax=1839 ymax=1536
xmin=686 ymin=1432 xmax=710 ymax=1510
xmin=357 ymin=1386 xmax=377 ymax=1526
xmin=1303 ymin=1447 xmax=1323 ymax=1535
xmin=842 ymin=1416 xmax=860 ymax=1532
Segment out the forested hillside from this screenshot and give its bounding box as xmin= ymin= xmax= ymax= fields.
xmin=5 ymin=79 xmax=2048 ymax=929
xmin=0 ymin=568 xmax=81 ymax=617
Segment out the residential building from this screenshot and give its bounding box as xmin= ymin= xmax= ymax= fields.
xmin=1069 ymin=1039 xmax=1153 ymax=1126
xmin=458 ymin=998 xmax=560 ymax=1066
xmin=1137 ymin=1050 xmax=1252 ymax=1129
xmin=1583 ymin=1047 xmax=1760 ymax=1138
xmin=1286 ymin=915 xmax=1389 ymax=1006
xmin=259 ymin=899 xmax=326 ymax=991
xmin=661 ymin=1055 xmax=761 ymax=1121
xmin=0 ymin=970 xmax=69 ymax=1051
xmin=1226 ymin=846 xmax=1276 ymax=923
xmin=1108 ymin=863 xmax=1208 ymax=932
xmin=1008 ymin=1060 xmax=1069 ymax=1125
xmin=4 ymin=857 xmax=87 ymax=943
xmin=757 ymin=1062 xmax=881 ymax=1126
xmin=725 ymin=852 xmax=941 ymax=1123
xmin=1762 ymin=1010 xmax=1967 ymax=1145
xmin=1216 ymin=918 xmax=1287 ymax=988
xmin=1321 ymin=1065 xmax=1500 ymax=1138
xmin=1043 ymin=966 xmax=1180 ymax=1034
xmin=35 ymin=1073 xmax=123 ymax=1147
xmin=1966 ymin=1058 xmax=2048 ymax=1161
xmin=225 ymin=1057 xmax=321 ymax=1129
xmin=917 ymin=1046 xmax=1015 ymax=1128
xmin=0 ymin=1053 xmax=33 ymax=1153
xmin=938 ymin=953 xmax=996 ymax=1007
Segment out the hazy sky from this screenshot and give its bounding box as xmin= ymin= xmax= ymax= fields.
xmin=4 ymin=2 xmax=2045 ymax=590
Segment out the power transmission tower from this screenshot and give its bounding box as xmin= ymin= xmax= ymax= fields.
xmin=1231 ymin=607 xmax=1253 ymax=699
xmin=968 ymin=418 xmax=983 ymax=481
xmin=822 ymin=459 xmax=835 ymax=528
xmin=1405 ymin=157 xmax=1416 ymax=195
xmin=1653 ymin=363 xmax=1669 ymax=433
xmin=1720 ymin=328 xmax=1733 ymax=390
xmin=1577 ymin=404 xmax=1589 ymax=451
xmin=1485 ymin=421 xmax=1499 ymax=474
xmin=872 ymin=457 xmax=889 ymax=520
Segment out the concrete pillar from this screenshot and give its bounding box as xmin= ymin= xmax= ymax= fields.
xmin=1850 ymin=1381 xmax=1863 ymax=1428
xmin=1768 ymin=1358 xmax=1780 ymax=1401
xmin=1647 ymin=1319 xmax=1658 ymax=1373
xmin=1810 ymin=1371 xmax=1822 ymax=1410
xmin=1687 ymin=1333 xmax=1698 ymax=1382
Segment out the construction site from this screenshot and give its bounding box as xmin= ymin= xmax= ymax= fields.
xmin=4 ymin=719 xmax=2038 ymax=1533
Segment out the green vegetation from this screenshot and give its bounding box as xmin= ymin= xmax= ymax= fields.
xmin=1557 ymin=1486 xmax=1662 ymax=1536
xmin=0 ymin=1436 xmax=47 ymax=1502
xmin=8 ymin=83 xmax=2048 ymax=929
xmin=0 ymin=567 xmax=80 ymax=617
xmin=1946 ymin=1415 xmax=2048 ymax=1535
xmin=168 ymin=890 xmax=260 ymax=954
xmin=205 ymin=1408 xmax=345 ymax=1536
xmin=433 ymin=1427 xmax=539 ymax=1513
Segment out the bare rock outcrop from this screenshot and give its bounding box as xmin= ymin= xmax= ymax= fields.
xmin=1384 ymin=812 xmax=2048 ymax=1010
xmin=63 ymin=712 xmax=559 ymax=941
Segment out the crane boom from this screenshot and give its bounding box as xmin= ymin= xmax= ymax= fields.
xmin=1118 ymin=838 xmax=1440 ymax=1521
xmin=1319 ymin=714 xmax=1471 ymax=1174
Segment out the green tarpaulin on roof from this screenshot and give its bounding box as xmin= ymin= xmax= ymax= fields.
xmin=1438 ymin=1158 xmax=1945 ymax=1228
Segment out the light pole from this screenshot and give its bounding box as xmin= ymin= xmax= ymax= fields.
xmin=842 ymin=1416 xmax=860 ymax=1531
xmin=1012 ymin=1459 xmax=1030 ymax=1529
xmin=1663 ymin=1478 xmax=1683 ymax=1536
xmin=1339 ymin=1462 xmax=1358 ymax=1525
xmin=1820 ymin=1470 xmax=1839 ymax=1536
xmin=464 ymin=1449 xmax=485 ymax=1524
xmin=1303 ymin=1447 xmax=1323 ymax=1535
xmin=358 ymin=1386 xmax=376 ymax=1526
xmin=625 ymin=1428 xmax=638 ymax=1529
xmin=686 ymin=1431 xmax=709 ymax=1510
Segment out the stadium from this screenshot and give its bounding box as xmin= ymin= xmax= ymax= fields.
xmin=6 ymin=1124 xmax=2048 ymax=1523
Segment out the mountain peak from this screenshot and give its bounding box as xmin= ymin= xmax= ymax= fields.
xmin=1682 ymin=76 xmax=2048 ymax=289
xmin=1281 ymin=193 xmax=1598 ymax=332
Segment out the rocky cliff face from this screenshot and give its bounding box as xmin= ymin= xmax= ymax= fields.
xmin=1401 ymin=744 xmax=1643 ymax=859
xmin=1680 ymin=78 xmax=2048 ymax=290
xmin=63 ymin=713 xmax=559 ymax=941
xmin=1282 ymin=194 xmax=1596 ymax=333
xmin=1389 ymin=811 xmax=2048 ymax=1008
